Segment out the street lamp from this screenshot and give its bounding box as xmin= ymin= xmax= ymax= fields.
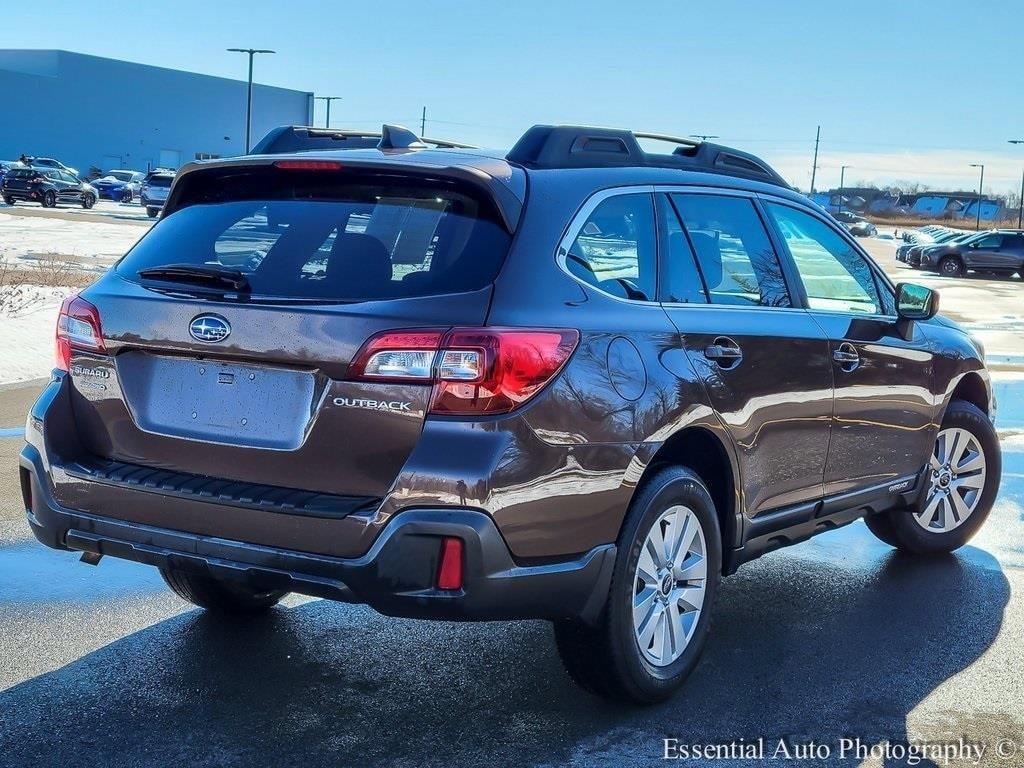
xmin=969 ymin=163 xmax=985 ymax=231
xmin=315 ymin=96 xmax=342 ymax=128
xmin=1009 ymin=140 xmax=1024 ymax=229
xmin=689 ymin=134 xmax=720 ymax=142
xmin=838 ymin=165 xmax=852 ymax=216
xmin=227 ymin=48 xmax=275 ymax=153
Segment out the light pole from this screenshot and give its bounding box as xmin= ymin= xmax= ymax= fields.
xmin=809 ymin=125 xmax=821 ymax=195
xmin=315 ymin=96 xmax=341 ymax=128
xmin=227 ymin=48 xmax=275 ymax=153
xmin=838 ymin=165 xmax=852 ymax=215
xmin=1009 ymin=140 xmax=1024 ymax=228
xmin=969 ymin=163 xmax=985 ymax=231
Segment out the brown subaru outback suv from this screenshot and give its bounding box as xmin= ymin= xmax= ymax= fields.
xmin=20 ymin=125 xmax=1000 ymax=702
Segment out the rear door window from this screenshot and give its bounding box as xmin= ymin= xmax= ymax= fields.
xmin=118 ymin=176 xmax=512 ymax=302
xmin=669 ymin=194 xmax=791 ymax=308
xmin=657 ymin=194 xmax=707 ymax=304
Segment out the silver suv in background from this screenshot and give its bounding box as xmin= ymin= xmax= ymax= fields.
xmin=140 ymin=169 xmax=175 ymax=218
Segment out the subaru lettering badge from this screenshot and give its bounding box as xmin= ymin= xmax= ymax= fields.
xmin=189 ymin=314 xmax=231 ymax=343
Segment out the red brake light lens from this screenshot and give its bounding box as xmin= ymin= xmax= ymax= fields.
xmin=346 ymin=328 xmax=579 ymax=415
xmin=436 ymin=537 xmax=464 ymax=591
xmin=55 ymin=295 xmax=105 ymax=371
xmin=431 ymin=329 xmax=579 ymax=415
xmin=273 ymin=160 xmax=344 ymax=171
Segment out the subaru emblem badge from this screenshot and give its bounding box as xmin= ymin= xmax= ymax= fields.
xmin=189 ymin=314 xmax=231 ymax=343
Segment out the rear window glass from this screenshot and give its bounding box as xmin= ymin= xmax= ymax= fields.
xmin=146 ymin=175 xmax=173 ymax=187
xmin=6 ymin=169 xmax=37 ymax=179
xmin=117 ymin=177 xmax=512 ymax=302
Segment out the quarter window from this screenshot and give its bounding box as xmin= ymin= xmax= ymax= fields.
xmin=564 ymin=193 xmax=657 ymax=301
xmin=670 ymin=194 xmax=791 ymax=308
xmin=766 ymin=203 xmax=881 ymax=315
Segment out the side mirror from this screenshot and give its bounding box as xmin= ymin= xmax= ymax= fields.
xmin=897 ymin=282 xmax=938 ymax=320
xmin=895 ymin=283 xmax=937 ymax=339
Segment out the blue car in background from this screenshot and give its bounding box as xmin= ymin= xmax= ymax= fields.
xmin=0 ymin=160 xmax=25 ymax=193
xmin=91 ymin=169 xmax=144 ymax=202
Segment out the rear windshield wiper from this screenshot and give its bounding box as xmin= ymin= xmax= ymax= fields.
xmin=137 ymin=264 xmax=250 ymax=292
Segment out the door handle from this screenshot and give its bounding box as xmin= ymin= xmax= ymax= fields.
xmin=704 ymin=337 xmax=743 ymax=369
xmin=833 ymin=342 xmax=860 ymax=372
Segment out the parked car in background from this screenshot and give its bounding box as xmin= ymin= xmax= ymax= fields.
xmin=0 ymin=160 xmax=25 ymax=190
xmin=140 ymin=169 xmax=175 ymax=217
xmin=24 ymin=156 xmax=79 ymax=178
xmin=833 ymin=210 xmax=877 ymax=237
xmin=92 ymin=170 xmax=144 ymax=202
xmin=1 ymin=167 xmax=97 ymax=208
xmin=901 ymin=225 xmax=947 ymax=245
xmin=919 ymin=229 xmax=1024 ymax=277
xmin=905 ymin=228 xmax=966 ymax=268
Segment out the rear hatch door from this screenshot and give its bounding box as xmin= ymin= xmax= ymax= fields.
xmin=69 ymin=162 xmax=516 ymax=500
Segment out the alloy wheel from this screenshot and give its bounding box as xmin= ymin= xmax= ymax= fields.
xmin=915 ymin=427 xmax=986 ymax=533
xmin=632 ymin=505 xmax=707 ymax=667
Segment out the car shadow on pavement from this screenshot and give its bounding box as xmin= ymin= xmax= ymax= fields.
xmin=0 ymin=537 xmax=1012 ymax=768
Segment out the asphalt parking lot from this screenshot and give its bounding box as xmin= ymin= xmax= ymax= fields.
xmin=1 ymin=224 xmax=1023 ymax=767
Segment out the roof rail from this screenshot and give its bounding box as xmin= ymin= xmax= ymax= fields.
xmin=251 ymin=125 xmax=476 ymax=154
xmin=506 ymin=125 xmax=789 ymax=188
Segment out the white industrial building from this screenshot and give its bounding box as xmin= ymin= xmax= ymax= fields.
xmin=0 ymin=49 xmax=313 ymax=175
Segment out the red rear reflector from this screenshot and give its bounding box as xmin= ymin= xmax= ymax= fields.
xmin=273 ymin=160 xmax=343 ymax=171
xmin=436 ymin=537 xmax=464 ymax=591
xmin=55 ymin=294 xmax=106 ymax=372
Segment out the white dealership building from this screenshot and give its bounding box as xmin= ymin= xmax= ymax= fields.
xmin=0 ymin=49 xmax=313 ymax=175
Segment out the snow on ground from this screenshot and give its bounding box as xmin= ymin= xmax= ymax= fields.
xmin=0 ymin=210 xmax=145 ymax=266
xmin=0 ymin=285 xmax=70 ymax=385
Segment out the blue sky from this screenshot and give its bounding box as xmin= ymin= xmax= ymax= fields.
xmin=5 ymin=0 xmax=1024 ymax=192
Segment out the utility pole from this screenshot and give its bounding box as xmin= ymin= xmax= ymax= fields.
xmin=421 ymin=107 xmax=427 ymax=137
xmin=1009 ymin=140 xmax=1024 ymax=228
xmin=969 ymin=163 xmax=985 ymax=231
xmin=690 ymin=134 xmax=719 ymax=142
xmin=315 ymin=96 xmax=341 ymax=128
xmin=809 ymin=125 xmax=821 ymax=195
xmin=227 ymin=48 xmax=275 ymax=153
xmin=839 ymin=165 xmax=851 ymax=215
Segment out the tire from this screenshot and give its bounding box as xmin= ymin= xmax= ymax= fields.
xmin=82 ymin=194 xmax=95 ymax=209
xmin=42 ymin=191 xmax=56 ymax=208
xmin=2 ymin=196 xmax=14 ymax=205
xmin=865 ymin=400 xmax=1000 ymax=554
xmin=553 ymin=466 xmax=722 ymax=703
xmin=146 ymin=207 xmax=158 ymax=218
xmin=160 ymin=567 xmax=287 ymax=614
xmin=938 ymin=256 xmax=964 ymax=278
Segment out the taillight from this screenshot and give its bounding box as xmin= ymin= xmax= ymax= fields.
xmin=347 ymin=328 xmax=579 ymax=415
xmin=55 ymin=295 xmax=105 ymax=371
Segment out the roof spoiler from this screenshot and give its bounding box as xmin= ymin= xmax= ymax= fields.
xmin=251 ymin=125 xmax=476 ymax=154
xmin=506 ymin=124 xmax=790 ymax=188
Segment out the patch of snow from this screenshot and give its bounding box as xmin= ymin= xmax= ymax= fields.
xmin=0 ymin=212 xmax=143 ymax=265
xmin=0 ymin=285 xmax=70 ymax=385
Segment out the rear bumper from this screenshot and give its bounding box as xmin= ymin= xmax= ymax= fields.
xmin=20 ymin=440 xmax=615 ymax=623
xmin=2 ymin=189 xmax=40 ymax=201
